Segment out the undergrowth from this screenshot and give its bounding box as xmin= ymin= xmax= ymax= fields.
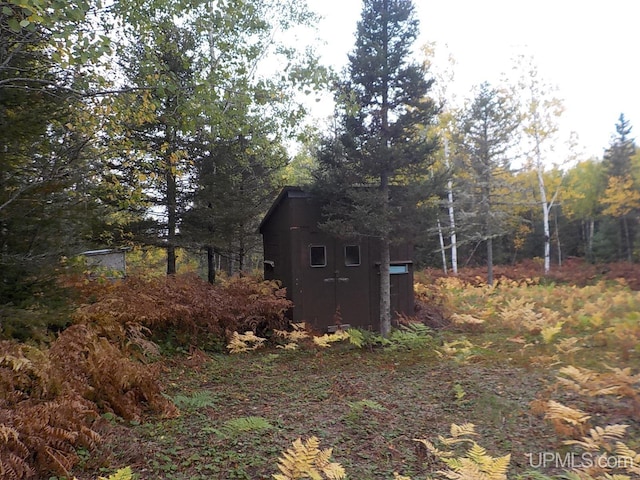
xmin=3 ymin=270 xmax=640 ymax=479
xmin=2 ymin=273 xmax=291 ymax=479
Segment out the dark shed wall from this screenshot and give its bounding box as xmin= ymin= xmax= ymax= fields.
xmin=260 ymin=187 xmax=414 ymax=332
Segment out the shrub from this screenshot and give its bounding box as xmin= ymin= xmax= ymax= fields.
xmin=72 ymin=274 xmax=291 ymax=348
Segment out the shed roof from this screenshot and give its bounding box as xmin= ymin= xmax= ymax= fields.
xmin=258 ymin=186 xmax=311 ymax=233
xmin=81 ymin=248 xmax=129 ymax=256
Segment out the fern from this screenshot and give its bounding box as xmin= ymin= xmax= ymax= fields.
xmin=393 ymin=473 xmax=412 ymax=480
xmin=415 ymin=423 xmax=510 ymax=480
xmin=216 ymin=416 xmax=273 ymax=437
xmin=345 ymin=328 xmax=365 ymax=348
xmin=347 ymin=399 xmax=385 ymax=412
xmin=171 ymin=391 xmax=216 ymax=411
xmin=227 ymin=331 xmax=267 ymax=354
xmin=544 ymin=400 xmax=591 ymax=426
xmin=555 ymin=337 xmax=583 ymax=355
xmin=563 ymin=425 xmax=629 ymax=452
xmin=388 ymin=323 xmax=433 ymax=350
xmin=274 ymin=323 xmax=311 ymax=344
xmin=451 ymin=313 xmax=485 ymax=326
xmin=541 ymin=321 xmax=564 ymax=344
xmin=99 ymin=466 xmax=135 ymax=480
xmin=273 ymin=436 xmax=345 ymax=480
xmin=313 ymin=331 xmax=350 ymax=348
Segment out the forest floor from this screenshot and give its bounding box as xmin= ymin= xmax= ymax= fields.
xmin=77 ymin=260 xmax=640 ymax=480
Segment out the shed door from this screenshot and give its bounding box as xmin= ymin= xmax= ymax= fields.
xmin=301 ymin=237 xmax=371 ymax=331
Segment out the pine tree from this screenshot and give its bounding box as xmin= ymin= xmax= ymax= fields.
xmin=455 ymin=82 xmax=520 ymax=285
xmin=604 ymin=114 xmax=636 ymax=178
xmin=602 ymin=114 xmax=638 ymax=262
xmin=314 ymin=0 xmax=439 ymax=336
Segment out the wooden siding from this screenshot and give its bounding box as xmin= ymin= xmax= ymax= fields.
xmin=260 ymin=187 xmax=414 ymax=332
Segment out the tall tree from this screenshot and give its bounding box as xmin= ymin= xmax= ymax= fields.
xmin=118 ymin=22 xmax=197 ymax=275
xmin=0 ymin=1 xmax=125 ymax=334
xmin=601 ymin=114 xmax=638 ymax=262
xmin=515 ymin=56 xmax=565 ymax=274
xmin=314 ymin=0 xmax=439 ymax=336
xmin=112 ymin=0 xmax=324 ymax=277
xmin=456 ymin=82 xmax=520 ymax=285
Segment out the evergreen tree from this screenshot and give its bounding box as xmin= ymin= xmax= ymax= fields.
xmin=117 ymin=22 xmax=198 ymax=275
xmin=183 ymin=131 xmax=287 ymax=282
xmin=604 ymin=114 xmax=636 ymax=178
xmin=455 ymin=82 xmax=520 ymax=284
xmin=314 ymin=0 xmax=439 ymax=336
xmin=601 ymin=114 xmax=638 ymax=262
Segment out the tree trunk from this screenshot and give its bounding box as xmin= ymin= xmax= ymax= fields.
xmin=444 ymin=139 xmax=458 ymax=274
xmin=554 ymin=206 xmax=562 ymax=267
xmin=586 ymin=219 xmax=595 ymax=262
xmin=379 ymin=236 xmax=391 ymax=337
xmin=537 ymin=166 xmax=551 ymax=274
xmin=437 ymin=218 xmax=447 ymax=274
xmin=447 ymin=180 xmax=458 ymax=275
xmin=207 ymin=246 xmax=215 ymax=284
xmin=622 ymin=216 xmax=632 ymax=262
xmin=379 ymin=0 xmax=392 ymax=337
xmin=486 ymin=237 xmax=494 ymax=286
xmin=166 ymin=154 xmax=177 ymax=275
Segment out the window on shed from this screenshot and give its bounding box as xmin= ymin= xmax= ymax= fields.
xmin=389 ymin=264 xmax=409 ymax=274
xmin=344 ymin=245 xmax=360 ymax=266
xmin=309 ymin=245 xmax=327 ymax=267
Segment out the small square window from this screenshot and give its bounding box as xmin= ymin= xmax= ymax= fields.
xmin=344 ymin=245 xmax=360 ymax=266
xmin=310 ymin=245 xmax=326 ymax=267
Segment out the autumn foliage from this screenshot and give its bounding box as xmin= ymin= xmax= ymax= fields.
xmin=1 ymin=274 xmax=291 ymax=478
xmin=72 ymin=273 xmax=292 ymax=344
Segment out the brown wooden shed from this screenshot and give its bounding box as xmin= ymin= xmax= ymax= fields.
xmin=259 ymin=186 xmax=414 ymax=332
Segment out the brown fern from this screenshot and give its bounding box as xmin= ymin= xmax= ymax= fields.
xmin=50 ymin=325 xmax=178 ymax=421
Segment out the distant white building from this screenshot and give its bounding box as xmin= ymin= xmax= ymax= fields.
xmin=81 ymin=248 xmax=128 ymax=277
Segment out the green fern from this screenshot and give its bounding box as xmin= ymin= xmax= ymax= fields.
xmin=171 ymin=391 xmax=217 ymax=410
xmin=215 ymin=416 xmax=273 ymax=437
xmin=388 ymin=323 xmax=433 ymax=351
xmin=345 ymin=329 xmax=365 ymax=348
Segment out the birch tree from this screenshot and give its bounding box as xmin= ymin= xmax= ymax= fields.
xmin=514 ymin=56 xmax=565 ymax=274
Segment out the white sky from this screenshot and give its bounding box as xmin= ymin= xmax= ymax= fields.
xmin=302 ymin=0 xmax=640 ymax=161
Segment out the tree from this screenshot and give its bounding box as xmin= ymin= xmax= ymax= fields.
xmin=184 ymin=130 xmax=288 ymax=282
xmin=455 ymin=82 xmax=520 ymax=285
xmin=421 ymin=42 xmax=459 ymax=274
xmin=0 ymin=1 xmax=117 ymax=317
xmin=601 ymin=114 xmax=638 ymax=261
xmin=314 ymin=0 xmax=439 ymax=336
xmin=515 ymin=56 xmax=565 ymax=274
xmin=117 ymin=22 xmax=198 ymax=275
xmin=111 ymin=0 xmax=325 ymax=277
xmin=562 ymin=159 xmax=606 ymax=260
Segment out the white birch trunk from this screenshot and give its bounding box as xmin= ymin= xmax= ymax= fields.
xmin=437 ymin=218 xmax=448 ymax=274
xmin=537 ymin=164 xmax=551 ymax=274
xmin=444 ymin=138 xmax=458 ymax=274
xmin=447 ymin=180 xmax=458 ymax=275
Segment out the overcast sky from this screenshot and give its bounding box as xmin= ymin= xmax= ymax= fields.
xmin=303 ymin=0 xmax=640 ymax=160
